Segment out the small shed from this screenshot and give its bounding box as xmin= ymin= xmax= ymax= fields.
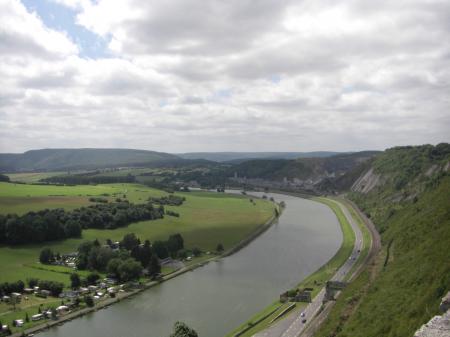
xmin=56 ymin=305 xmax=69 ymax=314
xmin=31 ymin=314 xmax=44 ymax=321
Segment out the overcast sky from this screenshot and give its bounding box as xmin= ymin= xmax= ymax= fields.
xmin=1 ymin=0 xmax=449 ymax=153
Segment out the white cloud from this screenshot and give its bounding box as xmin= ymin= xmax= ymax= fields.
xmin=0 ymin=0 xmax=449 ymax=153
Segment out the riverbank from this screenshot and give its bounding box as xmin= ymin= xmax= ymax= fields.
xmin=10 ymin=202 xmax=280 ymax=337
xmin=224 ymin=196 xmax=357 ymax=337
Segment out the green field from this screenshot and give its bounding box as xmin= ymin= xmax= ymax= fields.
xmin=5 ymin=172 xmax=66 ymax=183
xmin=0 ymin=182 xmax=274 ymax=285
xmin=0 ymin=182 xmax=167 ymax=214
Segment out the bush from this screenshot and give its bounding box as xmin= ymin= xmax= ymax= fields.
xmin=84 ymin=295 xmax=94 ymax=307
xmin=39 ymin=248 xmax=54 ymax=264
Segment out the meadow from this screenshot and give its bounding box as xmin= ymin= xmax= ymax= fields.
xmin=0 ymin=182 xmax=274 ymax=285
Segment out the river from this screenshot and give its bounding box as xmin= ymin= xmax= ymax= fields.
xmin=38 ymin=192 xmax=342 ymax=337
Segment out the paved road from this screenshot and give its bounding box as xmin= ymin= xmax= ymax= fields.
xmin=254 ymin=199 xmax=363 ymax=337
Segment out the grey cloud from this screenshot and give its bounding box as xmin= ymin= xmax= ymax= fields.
xmin=0 ymin=0 xmax=449 ymax=153
xmin=113 ymin=0 xmax=292 ymax=56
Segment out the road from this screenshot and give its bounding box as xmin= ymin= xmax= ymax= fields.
xmin=253 ymin=199 xmax=364 ymax=337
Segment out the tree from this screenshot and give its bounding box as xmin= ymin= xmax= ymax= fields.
xmin=107 ymin=258 xmax=122 ymax=278
xmin=86 ymin=272 xmax=100 ymax=285
xmin=216 ymin=243 xmax=224 ymax=253
xmin=121 ymin=233 xmax=140 ymax=251
xmin=51 ymin=307 xmax=57 ymax=320
xmin=27 ymin=278 xmax=39 ymax=288
xmin=0 ymin=174 xmax=10 ymax=182
xmin=152 ymin=240 xmax=169 ymax=259
xmin=84 ymin=295 xmax=94 ymax=307
xmin=167 ymin=234 xmax=184 ymax=257
xmin=192 ymin=247 xmax=201 ymax=257
xmin=64 ymin=220 xmax=81 ymax=237
xmin=39 ymin=247 xmax=54 ymax=264
xmin=70 ymin=273 xmax=81 ymax=289
xmin=148 ymin=255 xmax=161 ymax=276
xmin=170 ymin=321 xmax=198 ymax=337
xmin=117 ymin=259 xmax=142 ymax=281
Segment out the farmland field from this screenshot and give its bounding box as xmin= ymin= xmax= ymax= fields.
xmin=5 ymin=171 xmax=66 ymax=183
xmin=0 ymin=182 xmax=274 ymax=284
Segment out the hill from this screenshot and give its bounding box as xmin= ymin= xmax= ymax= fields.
xmin=0 ymin=148 xmax=180 ymax=172
xmin=315 ymin=143 xmax=450 ymax=337
xmin=230 ymin=151 xmax=379 ymax=182
xmin=177 ymin=151 xmax=344 ymax=162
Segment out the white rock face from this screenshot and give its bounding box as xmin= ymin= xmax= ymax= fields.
xmin=414 ymin=311 xmax=450 ymax=337
xmin=351 ymin=168 xmax=381 ymax=194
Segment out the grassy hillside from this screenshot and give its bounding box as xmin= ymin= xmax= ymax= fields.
xmin=315 ymin=144 xmax=450 ymax=337
xmin=0 ymin=148 xmax=179 ymax=172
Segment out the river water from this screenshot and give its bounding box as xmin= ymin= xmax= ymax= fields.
xmin=38 ymin=192 xmax=342 ymax=337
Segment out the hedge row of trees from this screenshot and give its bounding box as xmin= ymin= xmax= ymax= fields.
xmin=0 ymin=201 xmax=164 ymax=245
xmin=41 ymin=173 xmax=136 ymax=185
xmin=0 ymin=174 xmax=10 ymax=182
xmin=148 ymin=195 xmax=185 ymax=206
xmin=0 ymin=279 xmax=64 ymax=297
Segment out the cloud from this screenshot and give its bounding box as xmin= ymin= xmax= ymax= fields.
xmin=0 ymin=0 xmax=449 ymax=153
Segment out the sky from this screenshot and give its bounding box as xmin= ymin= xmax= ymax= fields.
xmin=0 ymin=0 xmax=449 ymax=153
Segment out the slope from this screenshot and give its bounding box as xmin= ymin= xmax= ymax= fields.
xmin=0 ymin=148 xmax=179 ymax=172
xmin=314 ymin=143 xmax=450 ymax=337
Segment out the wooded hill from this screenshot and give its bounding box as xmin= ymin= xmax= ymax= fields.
xmin=177 ymin=151 xmax=344 ymax=162
xmin=0 ymin=148 xmax=179 ymax=172
xmin=229 ymin=151 xmax=379 ymax=181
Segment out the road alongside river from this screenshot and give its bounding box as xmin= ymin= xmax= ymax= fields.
xmin=254 ymin=198 xmax=365 ymax=337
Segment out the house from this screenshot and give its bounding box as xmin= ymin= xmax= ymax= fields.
xmin=2 ymin=295 xmax=10 ymax=302
xmin=37 ymin=289 xmax=51 ymax=298
xmin=79 ymin=287 xmax=89 ymax=294
xmin=56 ymin=305 xmax=69 ymax=314
xmin=107 ymin=287 xmax=117 ymax=294
xmin=24 ymin=288 xmax=34 ymax=294
xmin=13 ymin=319 xmax=24 ymax=327
xmin=11 ymin=292 xmax=22 ymax=300
xmin=31 ymin=314 xmax=44 ymax=321
xmin=88 ymin=285 xmax=98 ymax=292
xmin=1 ymin=324 xmax=8 ymax=331
xmin=104 ymin=278 xmax=118 ymax=285
xmin=59 ymin=290 xmax=78 ymax=299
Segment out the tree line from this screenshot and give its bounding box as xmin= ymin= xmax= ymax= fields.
xmin=0 ymin=279 xmax=64 ymax=297
xmin=0 ymin=201 xmax=164 ymax=245
xmin=41 ymin=173 xmax=136 ymax=185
